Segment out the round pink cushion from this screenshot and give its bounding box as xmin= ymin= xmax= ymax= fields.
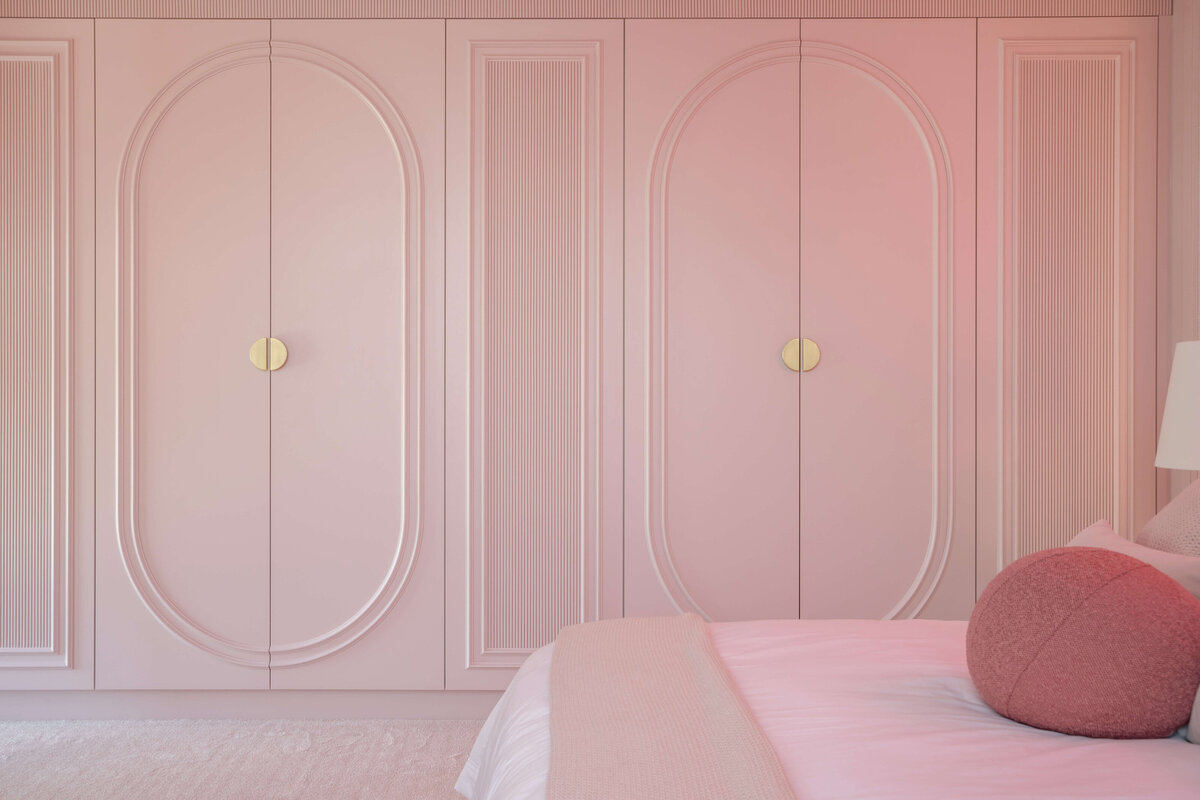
xmin=966 ymin=546 xmax=1200 ymax=738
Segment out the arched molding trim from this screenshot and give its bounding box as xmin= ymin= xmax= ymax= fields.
xmin=643 ymin=39 xmax=955 ymax=621
xmin=116 ymin=40 xmax=426 ymax=667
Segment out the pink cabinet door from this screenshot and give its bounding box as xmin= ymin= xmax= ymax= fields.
xmin=95 ymin=20 xmax=445 ymax=690
xmin=976 ymin=17 xmax=1158 ymax=586
xmin=626 ymin=19 xmax=975 ymax=623
xmin=625 ymin=20 xmax=802 ymax=622
xmin=798 ymin=19 xmax=976 ymax=620
xmin=446 ymin=20 xmax=624 ymax=689
xmin=0 ymin=18 xmax=95 ymax=689
xmin=267 ymin=20 xmax=444 ymax=689
xmin=96 ymin=20 xmax=272 ymax=688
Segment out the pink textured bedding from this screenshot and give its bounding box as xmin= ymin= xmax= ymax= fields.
xmin=458 ymin=619 xmax=1200 ymax=799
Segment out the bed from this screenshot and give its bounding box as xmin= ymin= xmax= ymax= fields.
xmin=457 ymin=619 xmax=1200 ymax=800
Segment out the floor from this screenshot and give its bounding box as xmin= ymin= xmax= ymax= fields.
xmin=0 ymin=719 xmax=484 ymax=799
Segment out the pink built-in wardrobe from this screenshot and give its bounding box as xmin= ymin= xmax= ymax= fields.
xmin=0 ymin=1 xmax=1172 ymax=713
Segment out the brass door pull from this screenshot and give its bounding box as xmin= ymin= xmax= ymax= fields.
xmin=782 ymin=338 xmax=820 ymax=372
xmin=249 ymin=337 xmax=288 ymax=372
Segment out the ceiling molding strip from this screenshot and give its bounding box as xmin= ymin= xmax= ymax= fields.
xmin=0 ymin=0 xmax=1173 ymax=19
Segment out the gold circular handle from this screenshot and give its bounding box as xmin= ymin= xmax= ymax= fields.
xmin=782 ymin=338 xmax=820 ymax=373
xmin=249 ymin=337 xmax=288 ymax=372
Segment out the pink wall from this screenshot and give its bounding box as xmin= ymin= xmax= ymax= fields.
xmin=0 ymin=0 xmax=1184 ymax=711
xmin=1166 ymin=0 xmax=1200 ymax=499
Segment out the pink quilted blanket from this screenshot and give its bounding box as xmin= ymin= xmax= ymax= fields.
xmin=546 ymin=613 xmax=796 ymax=800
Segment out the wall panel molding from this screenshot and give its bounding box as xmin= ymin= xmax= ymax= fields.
xmin=0 ymin=0 xmax=1173 ymax=18
xmin=978 ymin=15 xmax=1159 ymax=590
xmin=115 ymin=40 xmax=425 ymax=669
xmin=999 ymin=40 xmax=1135 ymax=564
xmin=642 ymin=39 xmax=956 ymax=621
xmin=0 ymin=39 xmax=73 ymax=669
xmin=465 ymin=39 xmax=603 ymax=669
xmin=446 ymin=19 xmax=622 ymax=690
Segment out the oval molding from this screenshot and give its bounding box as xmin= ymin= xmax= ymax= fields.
xmin=116 ymin=41 xmax=426 ymax=668
xmin=644 ymin=40 xmax=956 ymax=621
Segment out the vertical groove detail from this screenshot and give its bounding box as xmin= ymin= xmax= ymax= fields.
xmin=473 ymin=50 xmax=593 ymax=655
xmin=0 ymin=55 xmax=58 ymax=653
xmin=1008 ymin=52 xmax=1128 ymax=558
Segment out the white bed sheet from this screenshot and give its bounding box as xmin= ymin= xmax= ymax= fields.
xmin=457 ymin=619 xmax=1200 ymax=800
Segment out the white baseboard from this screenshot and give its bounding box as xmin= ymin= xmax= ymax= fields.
xmin=0 ymin=690 xmax=501 ymax=720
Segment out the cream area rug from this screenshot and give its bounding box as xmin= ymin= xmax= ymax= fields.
xmin=0 ymin=719 xmax=483 ymax=799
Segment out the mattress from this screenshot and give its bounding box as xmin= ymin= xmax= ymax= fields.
xmin=457 ymin=619 xmax=1200 ymax=800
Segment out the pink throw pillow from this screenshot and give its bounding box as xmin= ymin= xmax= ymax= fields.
xmin=967 ymin=546 xmax=1200 ymax=738
xmin=1068 ymin=519 xmax=1200 ymax=600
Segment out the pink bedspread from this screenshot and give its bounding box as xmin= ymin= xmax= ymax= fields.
xmin=458 ymin=619 xmax=1200 ymax=799
xmin=547 ymin=615 xmax=793 ymax=799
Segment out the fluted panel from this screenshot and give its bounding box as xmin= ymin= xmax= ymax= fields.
xmin=1006 ymin=51 xmax=1129 ymax=559
xmin=471 ymin=48 xmax=595 ymax=656
xmin=0 ymin=53 xmax=62 ymax=654
xmin=0 ymin=0 xmax=1172 ymax=16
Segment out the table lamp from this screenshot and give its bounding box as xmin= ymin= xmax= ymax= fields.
xmin=1143 ymin=341 xmax=1200 ymax=557
xmin=1157 ymin=341 xmax=1200 ymax=470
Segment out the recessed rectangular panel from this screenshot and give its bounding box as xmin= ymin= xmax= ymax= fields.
xmin=0 ymin=47 xmax=64 ymax=660
xmin=476 ymin=51 xmax=590 ymax=656
xmin=1010 ymin=54 xmax=1122 ymax=558
xmin=447 ymin=20 xmax=623 ymax=690
xmin=0 ymin=21 xmax=94 ymax=690
xmin=977 ymin=18 xmax=1158 ymax=586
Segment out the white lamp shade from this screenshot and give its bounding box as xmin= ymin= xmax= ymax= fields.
xmin=1157 ymin=341 xmax=1200 ymax=470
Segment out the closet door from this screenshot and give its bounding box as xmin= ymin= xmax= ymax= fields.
xmin=977 ymin=17 xmax=1158 ymax=586
xmin=446 ymin=20 xmax=624 ymax=689
xmin=625 ymin=20 xmax=801 ymax=621
xmin=96 ymin=21 xmax=271 ymax=689
xmin=798 ymin=19 xmax=976 ymax=620
xmin=268 ymin=20 xmax=444 ymax=689
xmin=0 ymin=18 xmax=94 ymax=689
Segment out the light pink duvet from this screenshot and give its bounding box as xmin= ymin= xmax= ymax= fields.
xmin=458 ymin=619 xmax=1200 ymax=799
